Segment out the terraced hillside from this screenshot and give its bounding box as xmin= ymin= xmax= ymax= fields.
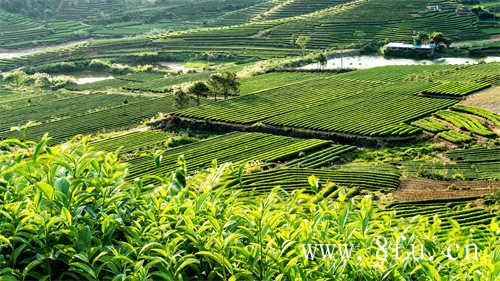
xmin=0 ymin=0 xmax=265 ymax=48
xmin=0 ymin=90 xmax=176 ymax=144
xmin=404 ymin=146 xmax=500 ymax=180
xmin=223 ymin=167 xmax=401 ymax=194
xmin=164 ymin=0 xmax=484 ymax=49
xmin=127 ymin=132 xmax=332 ymax=179
xmin=253 ymin=0 xmax=354 ymax=21
xmin=0 ymin=0 xmax=489 ymax=70
xmin=167 ymin=64 xmax=499 ymax=140
xmin=385 ymin=197 xmax=499 ymax=243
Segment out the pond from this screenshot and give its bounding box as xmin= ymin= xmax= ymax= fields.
xmin=74 ymin=76 xmax=114 ymax=85
xmin=0 ymin=39 xmax=93 ymax=59
xmin=300 ymin=55 xmax=500 ymax=70
xmin=158 ymin=62 xmax=195 ymax=73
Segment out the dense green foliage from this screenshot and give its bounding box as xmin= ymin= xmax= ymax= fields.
xmin=422 ymin=81 xmax=491 ymax=96
xmin=436 ymin=130 xmax=474 ymax=144
xmin=90 ymin=130 xmax=169 ymax=153
xmin=0 ymin=0 xmax=264 ymax=48
xmin=0 ymin=95 xmax=175 ymax=144
xmin=0 ymin=0 xmax=490 ymax=71
xmin=285 ymin=145 xmax=357 ymax=168
xmin=0 ymin=2 xmax=498 ymax=279
xmin=386 ymin=198 xmax=499 ymax=242
xmin=174 ymin=68 xmax=461 ymax=138
xmin=434 ymin=110 xmax=495 ymax=137
xmin=223 ymin=167 xmax=401 ymax=194
xmin=0 ymin=137 xmax=498 ymax=280
xmin=405 ymin=147 xmax=500 ymax=180
xmin=127 ymin=132 xmax=330 ymax=180
xmin=411 ymin=118 xmax=449 ymax=133
xmin=451 ymin=105 xmax=500 ymax=126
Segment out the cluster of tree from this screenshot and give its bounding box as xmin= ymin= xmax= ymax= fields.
xmin=1 ymin=70 xmax=76 ymax=90
xmin=23 ymin=59 xmax=169 ymax=77
xmin=174 ymin=71 xmax=240 ymax=109
xmin=470 ymin=6 xmax=496 ymax=20
xmin=413 ymin=31 xmax=452 ymax=49
xmin=457 ymin=0 xmax=480 ymax=5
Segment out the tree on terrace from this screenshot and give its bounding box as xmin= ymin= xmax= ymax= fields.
xmin=174 ymin=88 xmax=191 ymax=109
xmin=295 ymin=36 xmax=310 ymax=56
xmin=207 ymin=72 xmax=240 ymax=101
xmin=188 ymin=81 xmax=210 ymax=105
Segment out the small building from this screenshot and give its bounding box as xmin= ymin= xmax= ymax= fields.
xmin=384 ymin=42 xmax=436 ymax=50
xmin=383 ymin=42 xmax=436 ymax=58
xmin=426 ymin=5 xmax=440 ymax=12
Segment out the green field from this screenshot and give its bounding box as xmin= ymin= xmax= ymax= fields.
xmin=0 ymin=1 xmax=499 ymax=280
xmin=171 ymin=64 xmax=500 ymax=139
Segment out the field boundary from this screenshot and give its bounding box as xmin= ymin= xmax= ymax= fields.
xmin=151 ymin=115 xmax=421 ymax=147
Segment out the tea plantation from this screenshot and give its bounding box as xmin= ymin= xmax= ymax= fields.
xmin=0 ymin=0 xmax=499 ymax=280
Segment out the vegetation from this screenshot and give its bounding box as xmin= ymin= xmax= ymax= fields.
xmin=436 ymin=130 xmax=474 ymax=144
xmin=127 ymin=132 xmax=331 ymax=180
xmin=188 ymin=81 xmax=210 ymax=105
xmin=434 ymin=110 xmax=495 ymax=137
xmin=207 ymin=72 xmax=240 ymax=100
xmin=451 ymin=105 xmax=500 ymax=126
xmin=0 ymin=95 xmax=176 ymax=144
xmin=422 ymin=81 xmax=491 ymax=96
xmin=0 ymin=137 xmax=498 ymax=280
xmin=411 ymin=118 xmax=449 ymax=133
xmin=174 ymin=69 xmax=461 ymax=138
xmin=286 ymin=145 xmax=357 ymax=168
xmin=0 ymin=1 xmax=498 ymax=279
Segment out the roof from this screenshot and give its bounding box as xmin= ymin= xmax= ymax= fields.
xmin=385 ymin=42 xmax=436 ymax=50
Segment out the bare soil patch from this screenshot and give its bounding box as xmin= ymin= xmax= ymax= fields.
xmin=460 ymin=86 xmax=500 ymax=114
xmin=393 ymin=178 xmax=499 ymax=201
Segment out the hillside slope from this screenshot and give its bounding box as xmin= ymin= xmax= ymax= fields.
xmin=0 ymin=0 xmax=491 ymax=70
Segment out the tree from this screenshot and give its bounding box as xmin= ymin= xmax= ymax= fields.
xmin=295 ymin=36 xmax=310 ymax=56
xmin=429 ymin=32 xmax=451 ymax=49
xmin=173 ymin=89 xmax=191 ymax=109
xmin=318 ymin=53 xmax=328 ymax=70
xmin=413 ymin=32 xmax=429 ymax=45
xmin=33 ymin=73 xmax=51 ymax=89
xmin=207 ymin=72 xmax=240 ymax=100
xmin=188 ymin=81 xmax=210 ymax=105
xmin=3 ymin=70 xmax=29 ymax=87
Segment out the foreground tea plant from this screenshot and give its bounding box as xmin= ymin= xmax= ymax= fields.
xmin=0 ymin=136 xmax=498 ymax=280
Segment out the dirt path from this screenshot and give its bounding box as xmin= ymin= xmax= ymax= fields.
xmin=460 ymin=86 xmax=500 ymax=114
xmin=393 ymin=178 xmax=499 ymax=201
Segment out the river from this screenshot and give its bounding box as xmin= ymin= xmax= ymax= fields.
xmin=300 ymin=55 xmax=500 ymax=70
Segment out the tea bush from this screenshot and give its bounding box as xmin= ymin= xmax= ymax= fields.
xmin=0 ymin=136 xmax=498 ymax=280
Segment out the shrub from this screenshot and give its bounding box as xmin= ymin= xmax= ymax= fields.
xmin=0 ymin=137 xmax=498 ymax=280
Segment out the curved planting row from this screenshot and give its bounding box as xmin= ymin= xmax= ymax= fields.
xmin=422 ymin=81 xmax=490 ymax=96
xmin=264 ymin=84 xmax=454 ymax=137
xmin=90 ymin=130 xmax=168 ymax=153
xmin=0 ymin=96 xmax=174 ymax=144
xmin=286 ymin=144 xmax=356 ymax=168
xmin=175 ymin=75 xmax=456 ymax=138
xmin=127 ymin=132 xmax=331 ymax=180
xmin=435 ymin=110 xmax=495 ymax=137
xmin=385 ymin=198 xmax=498 ymax=242
xmin=0 ymin=92 xmax=144 ymax=133
xmin=404 ymin=159 xmax=500 ymax=180
xmin=447 ymin=147 xmax=500 ymax=163
xmin=451 ymin=104 xmax=500 ymax=126
xmin=436 ymin=130 xmax=473 ymax=144
xmin=223 ymin=167 xmax=400 ymax=194
xmin=411 ymin=117 xmax=449 ymax=133
xmin=258 ymin=0 xmax=353 ymax=21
